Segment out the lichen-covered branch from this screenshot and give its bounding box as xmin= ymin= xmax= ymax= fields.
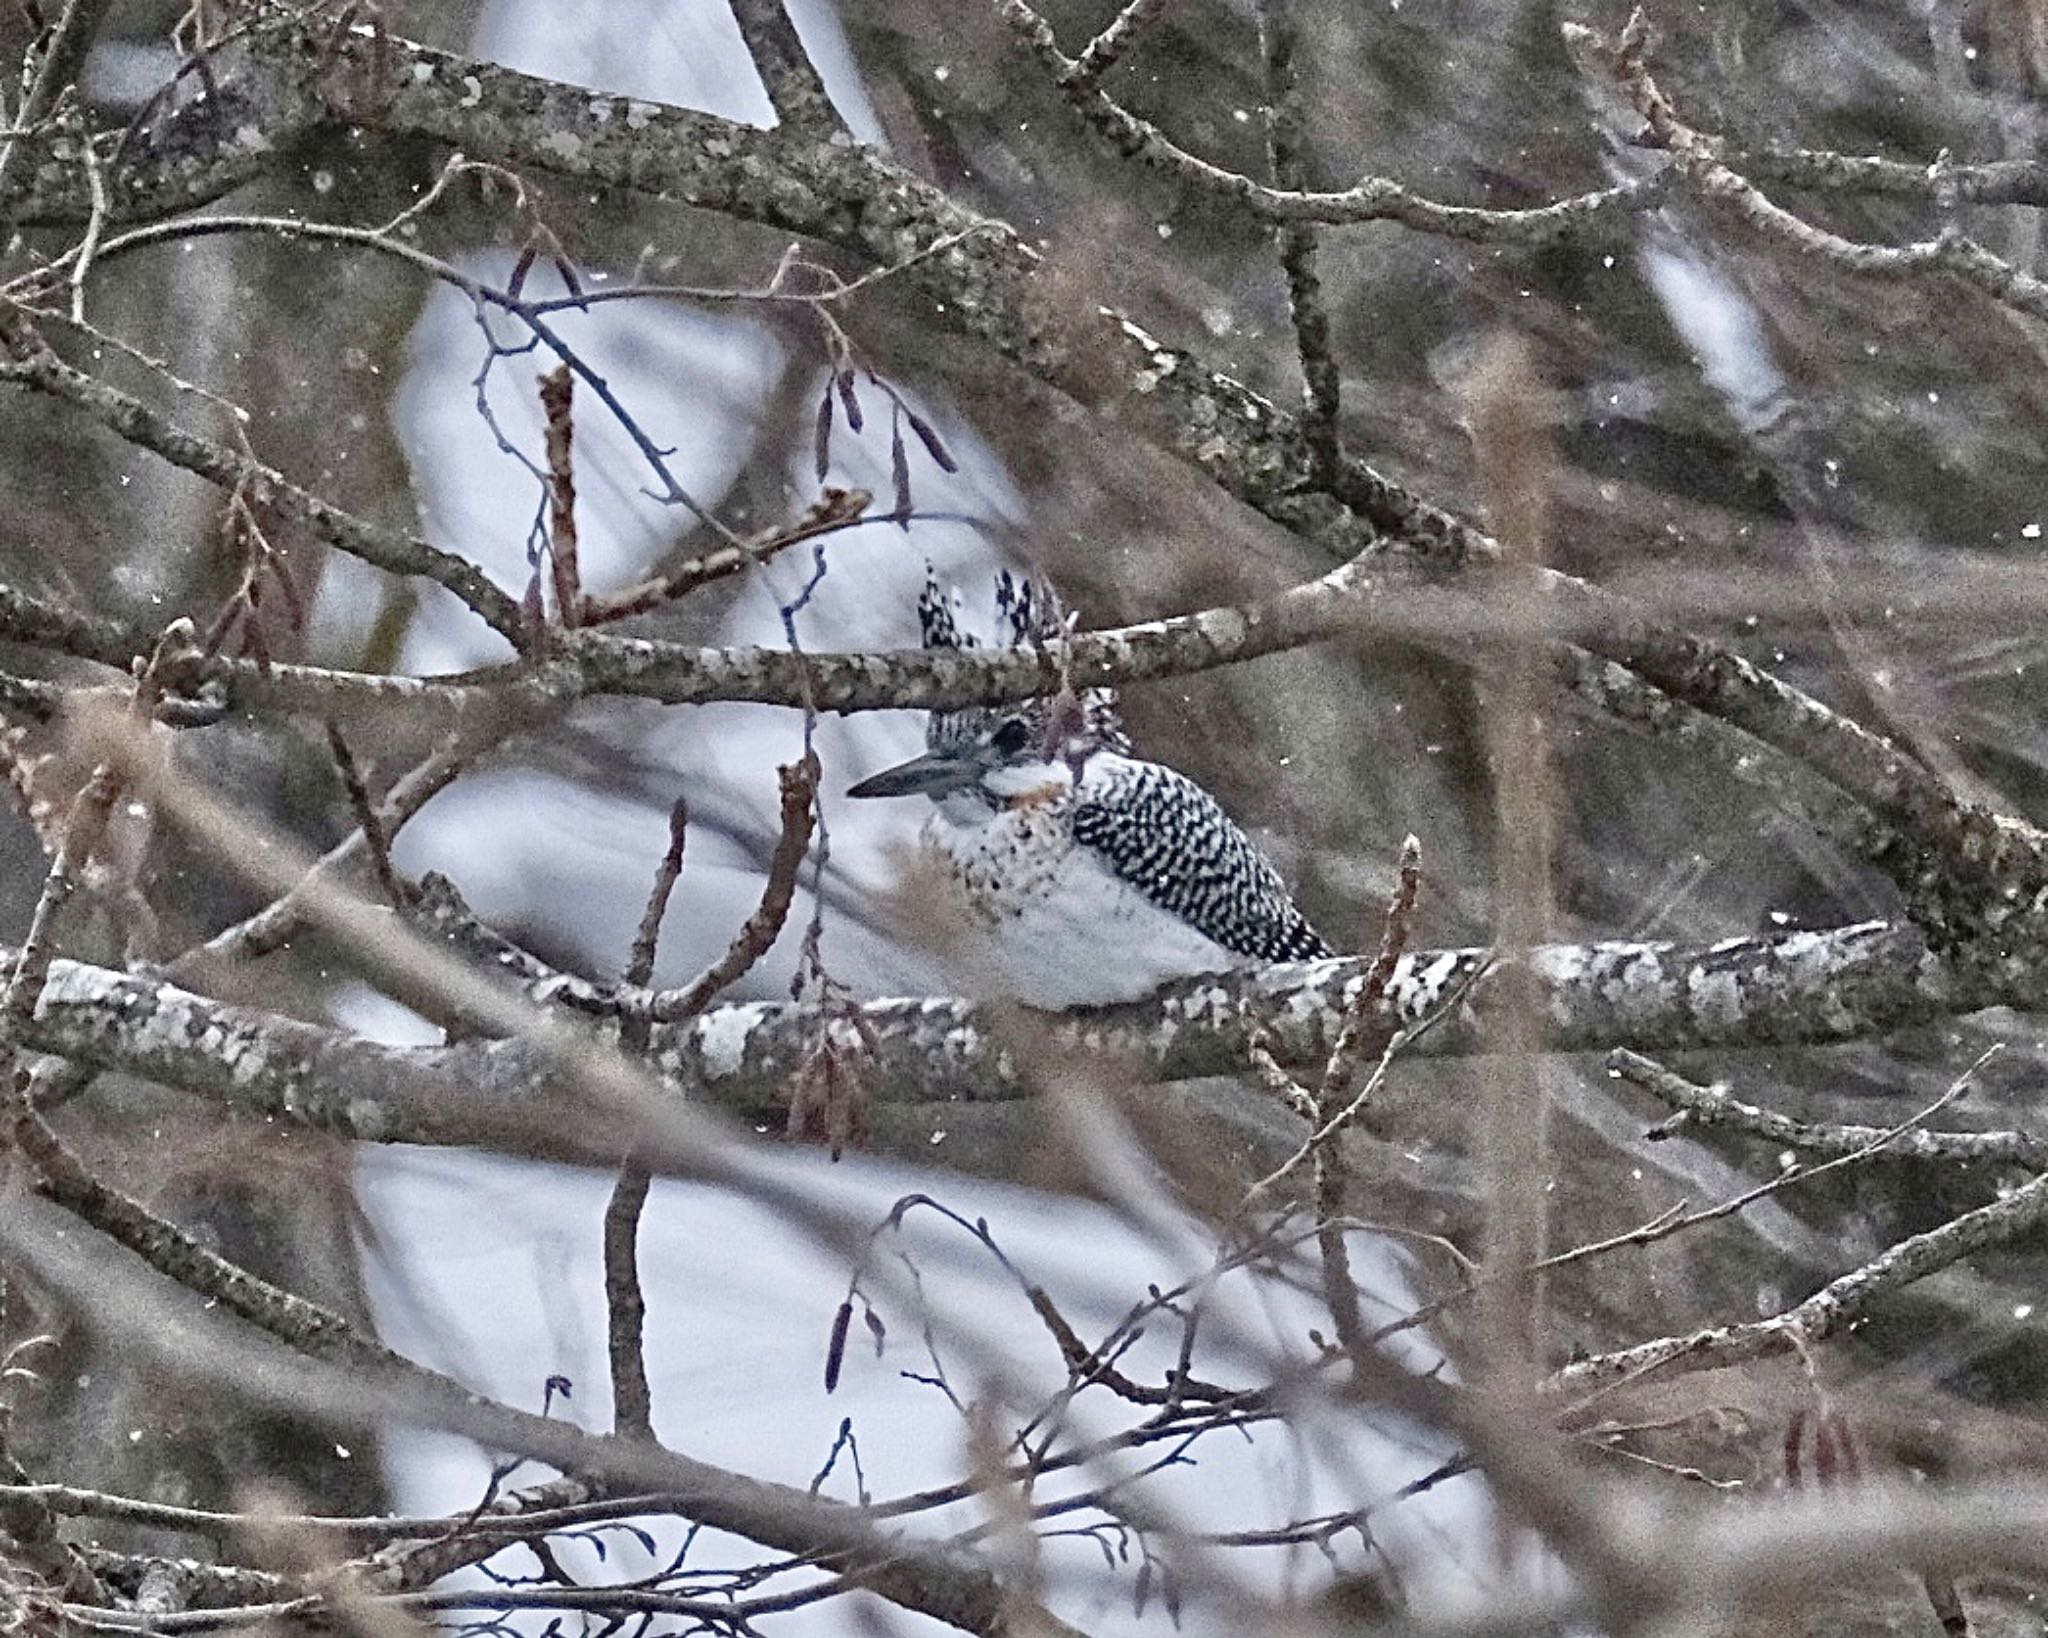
xmin=1549 ymin=1164 xmax=2048 ymax=1399
xmin=986 ymin=0 xmax=1666 ymax=241
xmin=6 ymin=918 xmax=1956 ymax=1161
xmin=727 ymin=0 xmax=844 ymax=133
xmin=1610 ymin=1048 xmax=2048 ymax=1169
xmin=1569 ymin=11 xmax=2048 ymax=326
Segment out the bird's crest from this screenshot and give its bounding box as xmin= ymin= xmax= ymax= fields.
xmin=995 ymin=570 xmax=1066 ymax=648
xmin=918 ymin=566 xmax=1128 ymax=757
xmin=918 ymin=573 xmax=971 ymax=651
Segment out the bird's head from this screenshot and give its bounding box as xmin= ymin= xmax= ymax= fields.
xmin=846 ymin=570 xmax=1127 ymax=805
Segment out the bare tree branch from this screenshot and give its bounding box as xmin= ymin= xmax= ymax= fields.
xmin=1611 ymin=1048 xmax=2048 ymax=1169
xmin=0 ymin=311 xmax=526 ymax=644
xmin=1551 ymin=1165 xmax=2048 ymax=1399
xmin=0 ymin=918 xmax=1953 ymax=1162
xmin=728 ymin=0 xmax=844 ymax=133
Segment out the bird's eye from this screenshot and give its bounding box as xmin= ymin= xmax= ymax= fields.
xmin=990 ymin=718 xmax=1031 ymax=756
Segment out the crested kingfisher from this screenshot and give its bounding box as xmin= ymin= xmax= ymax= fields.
xmin=846 ymin=571 xmax=1332 ymax=1008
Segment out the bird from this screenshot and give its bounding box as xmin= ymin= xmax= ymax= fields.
xmin=845 ymin=570 xmax=1333 ymax=1008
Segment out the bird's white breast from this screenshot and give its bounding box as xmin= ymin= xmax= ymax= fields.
xmin=920 ymin=762 xmax=1241 ymax=1008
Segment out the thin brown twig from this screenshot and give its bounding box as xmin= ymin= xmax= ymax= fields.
xmin=0 ymin=730 xmax=61 ymax=860
xmin=580 ymin=487 xmax=870 ymax=625
xmin=1306 ymin=836 xmax=1422 ymax=1354
xmin=604 ymin=796 xmax=688 ymax=1444
xmin=1241 ymin=1025 xmax=1314 ymax=1120
xmin=322 ymin=724 xmax=404 ymax=913
xmin=1323 ymin=834 xmax=1422 ymax=1109
xmin=629 ymin=755 xmax=817 ymax=1025
xmin=601 ymin=1166 xmax=655 ymax=1441
xmin=0 ymin=763 xmax=121 ymax=1034
xmin=538 ymin=363 xmax=581 ymax=629
xmin=627 ymin=800 xmax=689 ymax=996
xmin=1237 ymin=913 xmax=1475 ymax=1208
xmin=1467 ymin=333 xmax=1556 ymax=1378
xmin=1025 ymin=1287 xmax=1235 ymax=1407
xmin=66 ymin=112 xmax=108 ymax=327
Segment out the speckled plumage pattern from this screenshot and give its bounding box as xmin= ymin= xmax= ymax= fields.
xmin=885 ymin=571 xmax=1332 ymax=1007
xmin=1067 ymin=758 xmax=1331 ymax=964
xmin=918 ymin=752 xmax=1328 ymax=1006
xmin=918 ymin=570 xmax=1129 ymax=763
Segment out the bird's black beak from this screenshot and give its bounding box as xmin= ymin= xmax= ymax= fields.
xmin=846 ymin=750 xmax=981 ymax=799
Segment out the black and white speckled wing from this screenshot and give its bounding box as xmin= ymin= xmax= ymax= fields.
xmin=1068 ymin=758 xmax=1333 ymax=964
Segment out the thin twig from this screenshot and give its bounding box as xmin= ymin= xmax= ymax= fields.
xmin=628 ymin=755 xmax=817 ymax=1025
xmin=0 ymin=764 xmax=122 ymax=1033
xmin=605 ymin=796 xmax=688 ymax=1444
xmin=538 ymin=363 xmax=581 ymax=628
xmin=627 ymin=800 xmax=689 ymax=995
xmin=1322 ymin=835 xmax=1422 ymax=1109
xmin=1256 ymin=0 xmax=1340 ymax=480
xmin=1064 ymin=0 xmax=1175 ymax=90
xmin=1306 ymin=837 xmax=1422 ymax=1353
xmin=1611 ymin=1046 xmax=2048 ymax=1169
xmin=322 ymin=724 xmax=404 ymax=912
xmin=1466 ymin=333 xmax=1557 ymax=1377
xmin=1239 ymin=917 xmax=1476 ymax=1209
xmin=580 ymin=487 xmax=870 ymax=625
xmin=1552 ymin=1157 xmax=2048 ymax=1398
xmin=66 ymin=117 xmax=108 ymax=327
xmin=601 ymin=1167 xmax=654 ymax=1441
